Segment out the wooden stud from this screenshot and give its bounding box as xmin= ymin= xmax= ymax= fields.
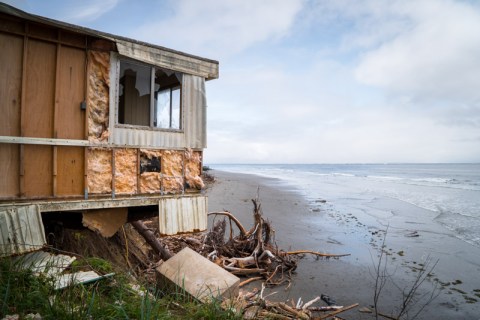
xmin=111 ymin=148 xmax=116 ymax=199
xmin=52 ymin=146 xmax=57 ymax=196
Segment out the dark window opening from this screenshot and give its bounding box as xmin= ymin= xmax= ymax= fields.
xmin=140 ymin=155 xmax=161 ymax=174
xmin=118 ymin=59 xmax=182 ymax=130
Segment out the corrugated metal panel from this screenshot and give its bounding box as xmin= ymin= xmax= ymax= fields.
xmin=110 ymin=75 xmax=207 ymax=149
xmin=158 ymin=196 xmax=208 ymax=235
xmin=184 ymin=75 xmax=207 ymax=149
xmin=111 ymin=127 xmax=186 ymax=149
xmin=0 ymin=205 xmax=46 ymax=256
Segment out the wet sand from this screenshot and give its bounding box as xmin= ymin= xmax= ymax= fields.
xmin=206 ymin=170 xmax=480 ymax=319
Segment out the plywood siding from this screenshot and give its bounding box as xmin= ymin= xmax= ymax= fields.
xmin=23 ymin=145 xmax=53 ymax=197
xmin=0 ymin=145 xmax=19 ymax=198
xmin=56 ymin=146 xmax=84 ymax=196
xmin=24 ymin=39 xmax=56 ymax=138
xmin=56 ymin=46 xmax=86 ymax=139
xmin=0 ymin=33 xmax=22 ymax=198
xmin=0 ymin=33 xmax=22 ymax=136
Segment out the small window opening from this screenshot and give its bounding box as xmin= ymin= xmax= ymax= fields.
xmin=140 ymin=155 xmax=161 ymax=174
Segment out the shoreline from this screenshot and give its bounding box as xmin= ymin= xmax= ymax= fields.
xmin=206 ymin=169 xmax=480 ymax=319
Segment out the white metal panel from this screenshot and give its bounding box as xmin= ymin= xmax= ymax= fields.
xmin=158 ymin=196 xmax=208 ymax=235
xmin=184 ymin=75 xmax=207 ymax=149
xmin=0 ymin=205 xmax=46 ymax=256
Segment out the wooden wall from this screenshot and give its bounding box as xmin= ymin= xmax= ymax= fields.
xmin=0 ymin=16 xmax=87 ymax=199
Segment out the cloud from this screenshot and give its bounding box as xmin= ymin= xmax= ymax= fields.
xmin=133 ymin=0 xmax=304 ymax=59
xmin=354 ymin=0 xmax=480 ymax=103
xmin=25 ymin=0 xmax=121 ymax=23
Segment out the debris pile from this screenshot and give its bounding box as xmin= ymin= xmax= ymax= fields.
xmin=162 ymin=198 xmax=349 ymax=289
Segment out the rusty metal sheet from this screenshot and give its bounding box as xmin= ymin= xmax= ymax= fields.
xmin=0 ymin=205 xmax=46 ymax=256
xmin=158 ymin=196 xmax=208 ymax=235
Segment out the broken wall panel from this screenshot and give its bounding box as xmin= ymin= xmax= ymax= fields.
xmin=184 ymin=149 xmax=204 ymax=190
xmin=114 ymin=148 xmax=137 ymax=194
xmin=87 ymin=51 xmax=110 ymax=143
xmin=87 ymin=148 xmax=112 ymax=194
xmin=82 ymin=208 xmax=128 ymax=238
xmin=0 ymin=205 xmax=46 ymax=256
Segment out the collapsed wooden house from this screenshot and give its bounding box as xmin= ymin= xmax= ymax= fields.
xmin=0 ymin=3 xmax=219 ymax=255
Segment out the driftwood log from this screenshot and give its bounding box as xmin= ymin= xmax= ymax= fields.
xmin=131 ymin=220 xmax=172 ymax=260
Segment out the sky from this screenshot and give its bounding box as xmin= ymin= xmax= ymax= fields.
xmin=5 ymin=0 xmax=480 ymax=164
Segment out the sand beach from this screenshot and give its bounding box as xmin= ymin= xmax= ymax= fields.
xmin=206 ymin=169 xmax=480 ymax=319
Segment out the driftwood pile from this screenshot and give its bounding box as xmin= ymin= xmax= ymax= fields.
xmin=154 ymin=198 xmax=358 ymax=319
xmin=225 ymin=287 xmax=359 ymax=320
xmin=161 ymin=198 xmax=349 ymax=289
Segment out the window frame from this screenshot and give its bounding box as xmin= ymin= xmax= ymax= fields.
xmin=115 ymin=57 xmax=183 ymax=132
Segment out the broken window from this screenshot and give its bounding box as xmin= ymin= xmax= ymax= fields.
xmin=118 ymin=59 xmax=182 ymax=130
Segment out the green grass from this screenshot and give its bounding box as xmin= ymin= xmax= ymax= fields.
xmin=0 ymin=256 xmax=241 ymax=320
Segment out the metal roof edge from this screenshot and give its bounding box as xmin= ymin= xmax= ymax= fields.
xmin=0 ymin=2 xmax=219 ymax=68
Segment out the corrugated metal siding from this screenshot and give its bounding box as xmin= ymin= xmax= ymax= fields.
xmin=158 ymin=196 xmax=208 ymax=235
xmin=0 ymin=205 xmax=46 ymax=256
xmin=184 ymin=75 xmax=207 ymax=149
xmin=110 ymin=74 xmax=207 ymax=149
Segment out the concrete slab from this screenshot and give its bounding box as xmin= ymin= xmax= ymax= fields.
xmin=157 ymin=247 xmax=240 ymax=303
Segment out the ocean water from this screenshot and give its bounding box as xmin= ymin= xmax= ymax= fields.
xmin=210 ymin=163 xmax=480 ymax=248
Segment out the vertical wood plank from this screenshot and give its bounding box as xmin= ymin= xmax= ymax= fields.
xmin=0 ymin=33 xmax=23 ymax=197
xmin=23 ymin=145 xmax=53 ymax=197
xmin=57 ymin=147 xmax=84 ymax=196
xmin=56 ymin=46 xmax=86 ymax=139
xmin=24 ymin=39 xmax=56 ymax=138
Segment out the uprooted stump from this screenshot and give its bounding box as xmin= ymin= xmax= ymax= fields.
xmin=198 ymin=198 xmax=350 ymax=289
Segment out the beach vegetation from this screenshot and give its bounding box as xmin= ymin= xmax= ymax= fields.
xmin=0 ymin=255 xmax=240 ymax=320
xmin=371 ymin=228 xmax=441 ymax=320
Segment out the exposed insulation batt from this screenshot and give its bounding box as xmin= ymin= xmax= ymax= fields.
xmin=114 ymin=149 xmax=137 ymax=194
xmin=139 ymin=149 xmax=162 ymax=194
xmin=185 ymin=149 xmax=204 ymax=190
xmin=162 ymin=150 xmax=183 ymax=177
xmin=88 ymin=51 xmax=110 ymax=143
xmin=162 ymin=150 xmax=184 ymax=194
xmin=139 ymin=172 xmax=161 ymax=193
xmin=87 ymin=148 xmax=112 ymax=194
xmin=163 ymin=177 xmax=184 ymax=194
